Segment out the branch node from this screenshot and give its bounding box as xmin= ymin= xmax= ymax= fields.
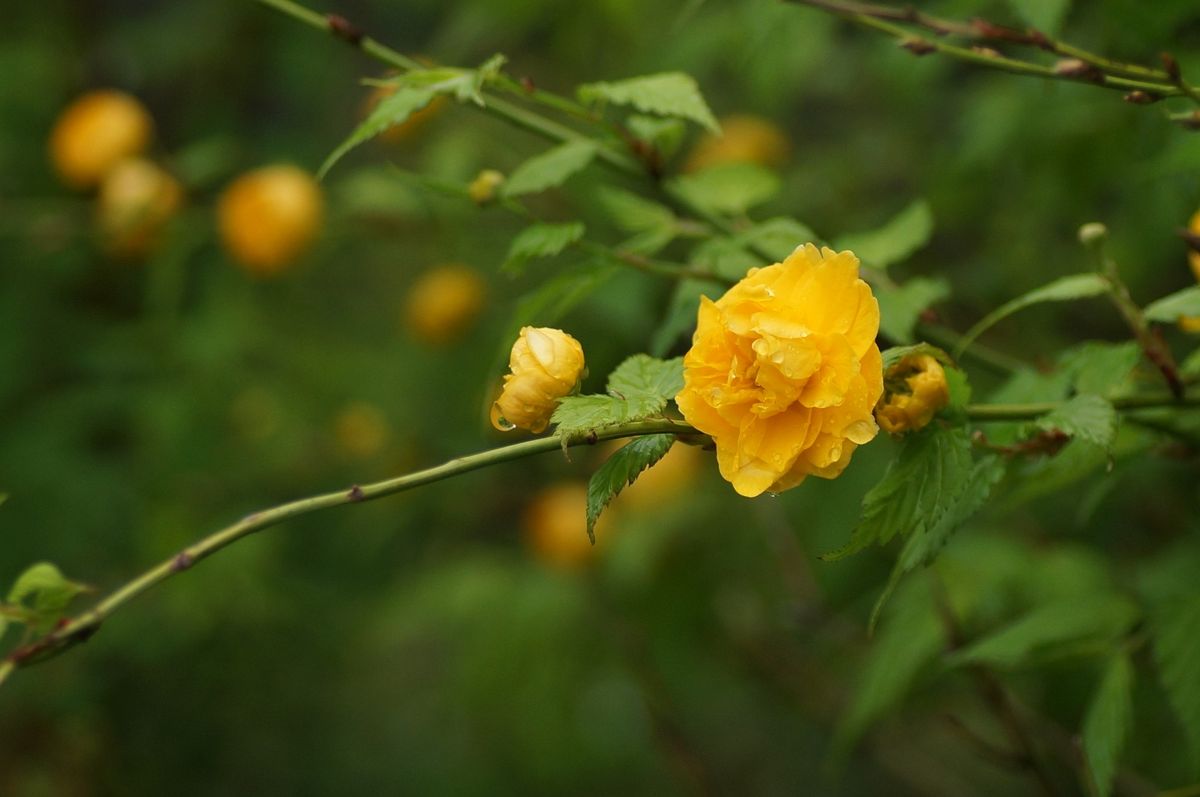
xmin=900 ymin=37 xmax=936 ymax=56
xmin=171 ymin=552 xmax=194 ymax=572
xmin=1123 ymin=90 xmax=1162 ymax=105
xmin=326 ymin=13 xmax=364 ymax=46
xmin=1054 ymin=58 xmax=1104 ymax=82
xmin=347 ymin=485 xmax=365 ymax=501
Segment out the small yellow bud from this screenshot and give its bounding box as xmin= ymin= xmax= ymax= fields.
xmin=491 ymin=327 xmax=585 ymax=434
xmin=1188 ymin=209 xmax=1200 ymax=282
xmin=875 ymin=354 xmax=950 ymax=436
xmin=467 ymin=169 xmax=505 ymax=205
xmin=49 ymin=90 xmax=154 ymax=190
xmin=95 ymin=158 xmax=183 ymax=259
xmin=1077 ymin=222 xmax=1108 ymax=247
xmin=403 ymin=264 xmax=486 ymax=344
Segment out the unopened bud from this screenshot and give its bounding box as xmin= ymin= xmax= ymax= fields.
xmin=491 ymin=327 xmax=585 ymax=433
xmin=1078 ymin=223 xmax=1108 ymax=247
xmin=1124 ymin=90 xmax=1161 ymax=105
xmin=1054 ymin=59 xmax=1103 ymax=82
xmin=468 ymin=169 xmax=505 ymax=205
xmin=875 ymin=354 xmax=950 ymax=436
xmin=899 ymin=38 xmax=935 ymax=56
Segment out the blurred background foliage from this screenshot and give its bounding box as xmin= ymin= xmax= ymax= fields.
xmin=3 ymin=0 xmax=1200 ymax=794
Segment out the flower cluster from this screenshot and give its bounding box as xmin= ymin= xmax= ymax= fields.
xmin=491 ymin=327 xmax=585 ymax=434
xmin=675 ymin=244 xmax=883 ymax=497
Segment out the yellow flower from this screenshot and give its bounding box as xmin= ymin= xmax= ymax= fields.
xmin=95 ymin=158 xmax=183 ymax=259
xmin=50 ymin=90 xmax=154 ymax=190
xmin=684 ymin=114 xmax=790 ymax=173
xmin=217 ymin=165 xmax=323 ymax=276
xmin=676 ymin=244 xmax=882 ymax=497
xmin=522 ymin=482 xmax=612 ymax=569
xmin=875 ymin=354 xmax=950 ymax=436
xmin=404 ymin=264 xmax=486 ymax=344
xmin=491 ymin=327 xmax=586 ymax=434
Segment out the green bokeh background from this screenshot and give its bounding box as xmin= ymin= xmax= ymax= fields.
xmin=3 ymin=1 xmax=1200 ymax=794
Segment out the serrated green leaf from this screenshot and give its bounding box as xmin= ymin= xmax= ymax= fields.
xmin=1061 ymin=342 xmax=1141 ymax=397
xmin=877 ymin=276 xmax=951 ymax=344
xmin=551 ymin=394 xmax=661 ymax=437
xmin=1144 ymin=284 xmax=1200 ymax=323
xmin=735 ymin=217 xmax=820 ymax=261
xmin=949 ymin=594 xmax=1138 ymax=669
xmin=825 ymin=425 xmax=975 ymax=562
xmin=502 ymin=140 xmax=597 ymax=198
xmin=956 ymin=273 xmax=1110 ymax=357
xmin=832 ymin=578 xmax=945 ymax=761
xmin=578 ymin=72 xmax=719 ymax=133
xmin=869 ymin=453 xmax=1004 ymax=629
xmin=586 ymin=434 xmax=675 ymax=542
xmin=1150 ymin=593 xmax=1200 ymax=765
xmin=607 ymin=354 xmax=684 ymax=404
xmin=8 ymin=562 xmax=87 ymax=634
xmin=1030 ymin=394 xmax=1118 ymax=453
xmin=880 ymin=343 xmax=955 ymax=372
xmin=502 ymin=222 xmax=586 ymax=276
xmin=320 ymin=86 xmax=438 ymax=178
xmin=833 ymin=200 xmax=933 ymax=269
xmin=1005 ymin=0 xmax=1071 ymax=35
xmin=669 ymin=162 xmax=780 ymax=217
xmin=1083 ymin=653 xmax=1133 ymax=797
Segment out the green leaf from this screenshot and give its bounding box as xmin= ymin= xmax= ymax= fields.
xmin=626 ymin=114 xmax=686 ymax=160
xmin=955 ymin=273 xmax=1110 ymax=357
xmin=501 ymin=140 xmax=598 ymax=198
xmin=1005 ymin=0 xmax=1071 ymax=35
xmin=690 ymin=237 xmax=758 ymax=281
xmin=578 ymin=72 xmax=719 ymax=133
xmin=502 ymin=222 xmax=586 ymax=276
xmin=1083 ymin=653 xmax=1133 ymax=797
xmin=586 ymin=434 xmax=675 ymax=542
xmin=8 ymin=562 xmax=87 ymax=633
xmin=949 ymin=594 xmax=1138 ymax=669
xmin=596 ymin=187 xmax=675 ymax=233
xmin=824 ymin=425 xmax=977 ymax=562
xmin=1150 ymin=594 xmax=1200 ymax=764
xmin=552 ymin=355 xmax=683 ymax=438
xmin=1030 ymin=395 xmax=1118 ymax=454
xmin=879 ymin=342 xmax=955 ymax=372
xmin=1061 ymin=342 xmax=1141 ymax=397
xmin=1183 ymin=346 xmax=1200 ymax=380
xmin=669 ymin=162 xmax=780 ymax=217
xmin=876 ymin=276 xmax=951 ymax=344
xmin=319 ymin=86 xmax=438 ymax=179
xmin=607 ymin=354 xmax=684 ymax=404
xmin=832 ymin=578 xmax=945 ymax=761
xmin=1144 ymin=284 xmax=1200 ymax=323
xmin=833 ymin=200 xmax=933 ymax=269
xmin=552 ymin=394 xmax=659 ymax=437
xmin=735 ymin=217 xmax=820 ymax=262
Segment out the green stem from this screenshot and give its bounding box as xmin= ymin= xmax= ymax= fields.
xmin=2 ymin=418 xmax=693 ymax=679
xmin=965 ymin=391 xmax=1200 ymax=422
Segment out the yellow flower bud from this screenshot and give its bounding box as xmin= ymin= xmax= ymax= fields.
xmin=491 ymin=327 xmax=585 ymax=434
xmin=95 ymin=158 xmax=183 ymax=259
xmin=49 ymin=90 xmax=154 ymax=190
xmin=468 ymin=170 xmax=505 ymax=205
xmin=1189 ymin=209 xmax=1200 ymax=283
xmin=875 ymin=354 xmax=950 ymax=436
xmin=404 ymin=264 xmax=486 ymax=344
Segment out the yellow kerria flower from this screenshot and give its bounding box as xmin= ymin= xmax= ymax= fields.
xmin=491 ymin=327 xmax=586 ymax=434
xmin=875 ymin=354 xmax=950 ymax=436
xmin=676 ymin=243 xmax=883 ymax=497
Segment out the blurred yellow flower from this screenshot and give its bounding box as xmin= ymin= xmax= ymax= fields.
xmin=875 ymin=354 xmax=950 ymax=436
xmin=684 ymin=114 xmax=790 ymax=173
xmin=96 ymin=158 xmax=183 ymax=259
xmin=404 ymin=264 xmax=486 ymax=344
xmin=1188 ymin=209 xmax=1200 ymax=283
xmin=523 ymin=482 xmax=611 ymax=569
xmin=491 ymin=327 xmax=585 ymax=434
xmin=218 ymin=165 xmax=323 ymax=276
xmin=50 ymin=90 xmax=153 ymax=190
xmin=676 ymin=244 xmax=882 ymax=497
xmin=333 ymin=402 xmax=391 ymax=459
xmin=468 ymin=169 xmax=505 ymax=205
